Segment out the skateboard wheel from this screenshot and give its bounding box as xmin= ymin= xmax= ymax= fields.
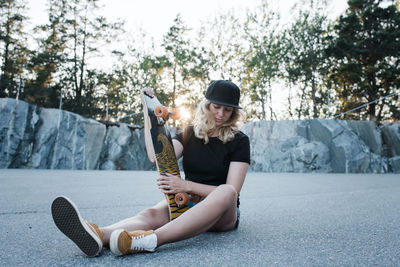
xmin=170 ymin=108 xmax=180 ymax=120
xmin=175 ymin=193 xmax=189 ymax=206
xmin=154 ymin=106 xmax=168 ymax=119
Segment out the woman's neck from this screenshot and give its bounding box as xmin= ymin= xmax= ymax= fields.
xmin=209 ymin=127 xmax=220 ymax=137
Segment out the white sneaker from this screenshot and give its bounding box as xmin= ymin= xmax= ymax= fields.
xmin=110 ymin=229 xmax=157 ymax=256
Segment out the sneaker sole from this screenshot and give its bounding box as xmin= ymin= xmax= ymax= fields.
xmin=109 ymin=229 xmax=124 ymax=256
xmin=51 ymin=196 xmax=102 ymax=257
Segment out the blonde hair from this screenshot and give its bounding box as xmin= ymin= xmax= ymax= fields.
xmin=193 ymin=100 xmax=244 ymax=144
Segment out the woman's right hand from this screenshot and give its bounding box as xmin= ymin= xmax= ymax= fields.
xmin=142 ymin=87 xmax=154 ymax=98
xmin=157 ymin=173 xmax=189 ymax=194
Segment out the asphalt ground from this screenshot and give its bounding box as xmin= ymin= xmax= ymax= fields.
xmin=0 ymin=170 xmax=399 ymax=266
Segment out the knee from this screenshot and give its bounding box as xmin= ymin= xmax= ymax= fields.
xmin=138 ymin=207 xmax=159 ymax=221
xmin=217 ymin=184 xmax=238 ymax=202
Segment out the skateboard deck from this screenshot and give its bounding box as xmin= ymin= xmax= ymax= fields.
xmin=141 ymin=92 xmax=189 ymax=221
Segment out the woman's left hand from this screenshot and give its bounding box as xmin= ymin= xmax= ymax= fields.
xmin=157 ymin=173 xmax=188 ymax=194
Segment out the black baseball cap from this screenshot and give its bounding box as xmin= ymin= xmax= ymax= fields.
xmin=205 ymin=80 xmax=242 ymax=109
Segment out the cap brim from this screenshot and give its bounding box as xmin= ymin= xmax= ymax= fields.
xmin=208 ymin=99 xmax=242 ymax=109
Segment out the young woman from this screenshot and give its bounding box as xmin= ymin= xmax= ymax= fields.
xmin=51 ymin=80 xmax=250 ymax=257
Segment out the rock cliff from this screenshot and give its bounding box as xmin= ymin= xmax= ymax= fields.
xmin=241 ymin=120 xmax=399 ymax=173
xmin=0 ymin=98 xmax=153 ymax=170
xmin=1 ymin=98 xmax=399 ymax=173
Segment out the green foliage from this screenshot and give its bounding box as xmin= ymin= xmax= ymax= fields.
xmin=117 ymin=47 xmax=170 ymax=124
xmin=242 ymin=1 xmax=282 ymax=120
xmin=23 ymin=0 xmax=68 ymax=107
xmin=283 ymin=0 xmax=332 ymax=119
xmin=326 ymin=0 xmax=400 ymax=121
xmin=61 ymin=0 xmax=123 ymax=117
xmin=0 ymin=0 xmax=28 ymax=98
xmin=161 ymin=14 xmax=193 ymax=108
xmin=23 ymin=0 xmax=124 ymax=118
xmin=1 ymin=0 xmax=399 ymax=124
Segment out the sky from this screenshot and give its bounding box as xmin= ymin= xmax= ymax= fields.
xmin=26 ymin=0 xmax=349 ymax=76
xmin=28 ymin=0 xmax=348 ymax=43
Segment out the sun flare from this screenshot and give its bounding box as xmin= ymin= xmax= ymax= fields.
xmin=179 ymin=107 xmax=191 ymax=121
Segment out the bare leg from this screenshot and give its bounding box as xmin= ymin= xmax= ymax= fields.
xmin=100 ymin=200 xmax=170 ymax=246
xmin=155 ymin=184 xmax=238 ymax=246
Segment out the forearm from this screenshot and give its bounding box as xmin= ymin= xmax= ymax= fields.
xmin=158 ymin=174 xmax=214 ymax=197
xmin=185 ymin=180 xmax=216 ymax=198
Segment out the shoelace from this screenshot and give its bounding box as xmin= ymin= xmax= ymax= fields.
xmin=130 ymin=234 xmax=148 ymax=252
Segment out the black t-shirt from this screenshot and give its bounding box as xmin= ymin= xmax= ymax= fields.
xmin=173 ymin=126 xmax=250 ymax=186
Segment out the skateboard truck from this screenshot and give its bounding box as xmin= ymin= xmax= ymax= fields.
xmin=156 ymin=117 xmax=166 ymax=126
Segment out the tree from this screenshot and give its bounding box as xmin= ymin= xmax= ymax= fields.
xmin=161 ymin=14 xmax=193 ymax=110
xmin=283 ymin=0 xmax=331 ymax=119
xmin=242 ymin=1 xmax=282 ymax=120
xmin=112 ymin=46 xmax=170 ymax=125
xmin=0 ymin=0 xmax=28 ymax=98
xmin=205 ymin=10 xmax=243 ymax=81
xmin=24 ymin=0 xmax=68 ymax=107
xmin=326 ymin=0 xmax=400 ymax=121
xmin=59 ymin=0 xmax=124 ymax=117
xmin=172 ymin=25 xmax=213 ymax=119
xmin=21 ymin=0 xmax=123 ymax=118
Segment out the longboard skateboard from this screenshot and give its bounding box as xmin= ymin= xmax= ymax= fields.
xmin=141 ymin=91 xmax=199 ymax=221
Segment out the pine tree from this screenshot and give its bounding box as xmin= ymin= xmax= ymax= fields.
xmin=162 ymin=14 xmax=194 ymax=110
xmin=326 ymin=0 xmax=400 ymax=121
xmin=24 ymin=0 xmax=68 ymax=107
xmin=283 ymin=0 xmax=331 ymax=119
xmin=60 ymin=0 xmax=123 ymax=117
xmin=0 ymin=0 xmax=28 ymax=98
xmin=242 ymin=1 xmax=282 ymax=120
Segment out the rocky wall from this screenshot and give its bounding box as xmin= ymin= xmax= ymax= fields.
xmin=241 ymin=119 xmax=400 ymax=173
xmin=1 ymin=98 xmax=399 ymax=173
xmin=0 ymin=98 xmax=153 ymax=170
